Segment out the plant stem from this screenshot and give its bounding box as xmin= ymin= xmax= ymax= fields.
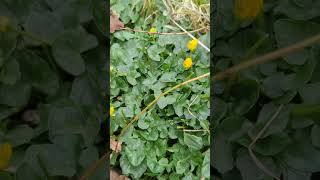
xmin=212 ymin=32 xmax=320 ymax=82
xmin=248 ymin=105 xmax=283 ymax=180
xmin=119 ymin=26 xmax=208 ymax=35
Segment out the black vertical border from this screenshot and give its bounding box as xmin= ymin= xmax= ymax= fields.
xmin=210 ymin=0 xmax=216 ymax=179
xmin=105 ymin=0 xmax=110 ymax=179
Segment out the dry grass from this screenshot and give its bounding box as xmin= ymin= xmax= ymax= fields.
xmin=164 ymin=0 xmax=210 ymax=33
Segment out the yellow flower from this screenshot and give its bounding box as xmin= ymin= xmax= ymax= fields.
xmin=0 ymin=143 xmax=12 ymax=170
xmin=187 ymin=39 xmax=198 ymax=51
xmin=149 ymin=27 xmax=157 ymax=34
xmin=183 ymin=57 xmax=193 ymax=69
xmin=234 ymin=0 xmax=263 ymax=21
xmin=110 ymin=106 xmax=115 ymax=117
xmin=0 ymin=16 xmax=11 ymax=33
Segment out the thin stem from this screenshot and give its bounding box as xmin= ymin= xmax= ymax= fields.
xmin=248 ymin=104 xmax=284 ymax=180
xmin=183 ymin=129 xmax=207 ymax=132
xmin=212 ymin=33 xmax=320 ymax=82
xmin=118 ymin=26 xmax=208 ymax=35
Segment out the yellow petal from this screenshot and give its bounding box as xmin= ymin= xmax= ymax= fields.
xmin=183 ymin=57 xmax=193 ymax=69
xmin=0 ymin=143 xmax=12 ymax=170
xmin=149 ymin=27 xmax=157 ymax=33
xmin=234 ymin=0 xmax=263 ymax=21
xmin=187 ymin=39 xmax=198 ymax=51
xmin=110 ymin=106 xmax=115 ymax=117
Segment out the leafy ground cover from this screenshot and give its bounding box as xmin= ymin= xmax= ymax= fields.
xmin=212 ymin=0 xmax=320 ymax=179
xmin=110 ymin=0 xmax=210 ymax=179
xmin=0 ymin=0 xmax=107 ymax=179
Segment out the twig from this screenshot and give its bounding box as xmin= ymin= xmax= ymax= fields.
xmin=118 ymin=27 xmax=208 ymax=35
xmin=170 ymin=18 xmax=210 ymax=52
xmin=182 ymin=129 xmax=207 ymax=132
xmin=80 ymin=32 xmax=320 ymax=179
xmin=212 ymin=33 xmax=320 ymax=82
xmin=187 ymin=95 xmax=199 ymax=120
xmin=248 ymin=104 xmax=284 ymax=180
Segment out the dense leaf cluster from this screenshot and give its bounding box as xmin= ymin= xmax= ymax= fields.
xmin=0 ymin=0 xmax=107 ymax=179
xmin=110 ymin=0 xmax=210 ymax=179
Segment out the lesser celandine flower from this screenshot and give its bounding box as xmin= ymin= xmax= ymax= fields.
xmin=234 ymin=0 xmax=263 ymax=21
xmin=183 ymin=57 xmax=193 ymax=69
xmin=110 ymin=106 xmax=115 ymax=117
xmin=0 ymin=143 xmax=12 ymax=170
xmin=187 ymin=39 xmax=198 ymax=51
xmin=149 ymin=27 xmax=157 ymax=34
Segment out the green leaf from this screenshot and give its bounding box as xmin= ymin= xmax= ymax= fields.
xmin=159 ymin=72 xmax=177 ymax=82
xmin=299 ymin=83 xmax=320 ymax=104
xmin=155 ymin=139 xmax=167 ymax=157
xmin=280 ymin=54 xmax=316 ymax=91
xmin=236 ymin=149 xmax=280 ymax=180
xmin=201 ymin=151 xmax=210 ymax=178
xmin=0 ymin=59 xmax=20 ymax=85
xmin=249 ymin=103 xmax=290 ymax=138
xmin=5 ymin=125 xmax=34 ymax=147
xmin=0 ymin=81 xmax=31 ymax=107
xmin=275 ymin=0 xmax=320 ymax=20
xmin=230 ymin=79 xmax=259 ymax=115
xmin=23 ymin=144 xmax=76 ymax=177
xmin=262 ymin=72 xmax=286 ymax=98
xmin=52 ymin=27 xmax=98 ymax=75
xmin=184 ymin=133 xmax=203 ymax=151
xmin=242 ymin=133 xmax=291 ymax=156
xmin=125 ymin=145 xmax=146 ymax=166
xmin=17 ymin=50 xmax=59 ymax=95
xmin=70 ymin=74 xmax=100 ymax=106
xmin=120 ymin=155 xmax=147 ymax=179
xmin=157 ymin=95 xmax=176 ymax=109
xmin=176 ymin=160 xmax=189 ymax=174
xmin=79 ymin=146 xmax=107 ymax=180
xmin=279 ymin=129 xmax=320 ymax=172
xmin=0 ymin=32 xmax=17 ymax=58
xmin=24 ymin=11 xmax=63 ymax=45
xmin=148 ymin=45 xmax=164 ymax=61
xmin=16 ymin=162 xmax=43 ymax=180
xmin=274 ymin=19 xmax=320 ymax=65
xmin=212 ymin=134 xmax=233 ymax=173
xmin=0 ymin=106 xmax=18 ymax=122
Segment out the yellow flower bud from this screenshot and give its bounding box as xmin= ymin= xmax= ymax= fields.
xmin=183 ymin=57 xmax=193 ymax=70
xmin=110 ymin=106 xmax=115 ymax=117
xmin=149 ymin=27 xmax=157 ymax=34
xmin=234 ymin=0 xmax=263 ymax=21
xmin=0 ymin=16 xmax=11 ymax=33
xmin=0 ymin=143 xmax=12 ymax=170
xmin=187 ymin=39 xmax=198 ymax=51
